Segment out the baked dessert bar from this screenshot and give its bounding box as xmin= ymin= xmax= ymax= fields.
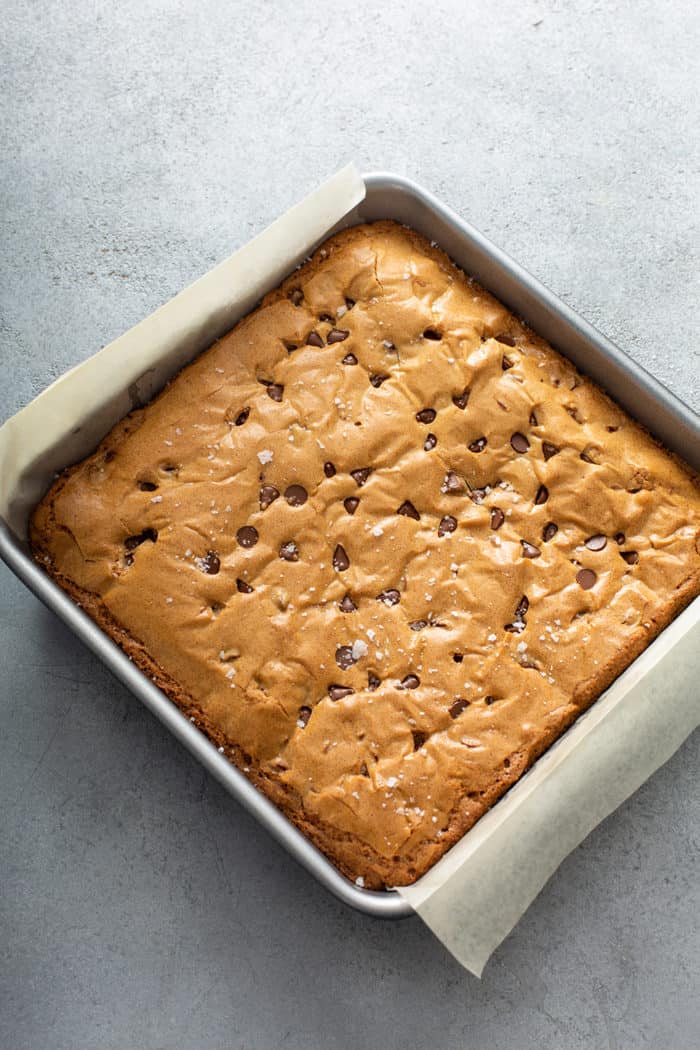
xmin=30 ymin=221 xmax=700 ymax=888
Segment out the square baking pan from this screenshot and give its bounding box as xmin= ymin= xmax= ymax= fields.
xmin=2 ymin=172 xmax=698 ymax=920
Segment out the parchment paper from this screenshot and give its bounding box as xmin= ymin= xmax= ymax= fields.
xmin=398 ymin=598 xmax=699 ymax=975
xmin=0 ymin=163 xmax=366 ymax=536
xmin=1 ymin=166 xmax=698 ymax=977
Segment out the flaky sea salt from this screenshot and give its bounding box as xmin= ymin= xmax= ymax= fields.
xmin=352 ymin=639 xmax=368 ymax=660
xmin=257 ymin=449 xmax=274 ymax=464
xmin=488 ymin=633 xmax=497 ymax=642
xmin=355 ymin=876 xmax=365 ymax=887
xmin=386 ymin=776 xmax=398 ymax=788
xmin=371 ymin=525 xmax=384 ymax=537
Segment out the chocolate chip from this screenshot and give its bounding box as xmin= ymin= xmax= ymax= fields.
xmin=468 ymin=437 xmax=487 ymax=453
xmin=342 ymin=352 xmax=358 ymax=365
xmin=327 ymin=328 xmax=350 ymax=343
xmin=542 ymin=442 xmax=559 ymax=461
xmin=138 ymin=481 xmax=157 ymax=492
xmin=469 ymin=488 xmax=487 ymax=505
xmin=615 ymin=532 xmax=626 ymax=545
xmin=409 ymin=620 xmax=428 ymax=631
xmin=236 ymin=525 xmax=259 ymax=549
xmin=424 ymin=433 xmax=438 ymax=451
xmin=370 ymin=373 xmax=389 ymax=387
xmin=535 ymin=484 xmax=549 ymax=505
xmin=521 ymin=540 xmax=541 ymax=559
xmin=283 ymin=341 xmax=298 ymax=353
xmin=397 ymin=500 xmax=420 ymax=520
xmin=452 ymin=388 xmax=470 ymax=410
xmin=279 ymin=541 xmax=299 ymax=562
xmin=620 ymin=550 xmax=639 ymax=565
xmin=124 ymin=527 xmax=157 ymax=554
xmin=236 ymin=578 xmax=253 ymax=593
xmin=200 ymin=550 xmax=220 ymax=575
xmin=510 ymin=432 xmax=530 ymax=453
xmin=580 ymin=445 xmax=602 ymax=464
xmin=368 ymin=672 xmax=381 ymax=691
xmin=284 ymin=484 xmax=308 ymax=507
xmin=576 ymin=568 xmax=597 ymax=589
xmin=289 ymin=288 xmax=304 ymax=306
xmin=329 ymin=684 xmax=354 ymax=701
xmin=490 ymin=507 xmax=505 ymax=530
xmin=504 ymin=621 xmax=526 ymax=634
xmin=318 ymin=312 xmax=334 ymax=324
xmin=336 ymin=645 xmax=356 ymax=670
xmin=416 ymin=408 xmax=436 ymax=424
xmin=343 ymin=497 xmax=359 ymax=515
xmin=529 ymin=410 xmax=539 ymax=427
xmin=449 ymin=698 xmax=470 ymax=719
xmin=453 ymin=652 xmax=464 ymax=663
xmin=377 ymin=589 xmax=400 ymax=606
xmin=339 ymin=594 xmax=357 ymax=612
xmin=345 ymin=298 xmax=356 ymax=310
xmin=350 ymin=467 xmax=372 ymax=487
xmin=501 ymin=356 xmax=514 ymax=370
xmin=266 ymin=384 xmax=284 ymax=402
xmin=297 ymin=706 xmax=312 ymax=727
xmin=495 ymin=333 xmax=516 ymax=346
xmin=306 ymin=331 xmax=324 ymax=348
xmin=484 ymin=695 xmax=497 ymax=706
xmin=423 ymin=328 xmax=442 ymax=341
xmin=442 ymin=471 xmax=464 ymax=494
xmin=412 ymin=730 xmax=428 ymax=750
xmin=333 ymin=544 xmax=350 ymax=571
xmin=585 ymin=534 xmax=607 ymax=551
xmin=438 ymin=515 xmax=457 ymax=536
xmin=399 ymin=674 xmax=420 ymax=690
xmin=234 ymin=407 xmax=250 ymax=426
xmin=259 ymin=485 xmax=280 ymax=510
xmin=542 ymin=522 xmax=558 ymax=542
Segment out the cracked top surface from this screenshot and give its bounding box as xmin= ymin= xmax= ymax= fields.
xmin=30 ymin=220 xmax=700 ymax=887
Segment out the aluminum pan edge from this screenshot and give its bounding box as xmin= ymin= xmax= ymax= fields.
xmin=355 ymin=173 xmax=699 ymax=468
xmin=2 ymin=171 xmax=697 ymax=921
xmin=0 ymin=520 xmax=412 ymax=918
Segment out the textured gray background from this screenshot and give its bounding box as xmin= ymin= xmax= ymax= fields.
xmin=1 ymin=1 xmax=699 ymax=1047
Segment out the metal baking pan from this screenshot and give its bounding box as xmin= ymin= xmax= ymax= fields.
xmin=2 ymin=172 xmax=698 ymax=921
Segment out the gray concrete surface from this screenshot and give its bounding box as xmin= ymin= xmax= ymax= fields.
xmin=1 ymin=1 xmax=699 ymax=1047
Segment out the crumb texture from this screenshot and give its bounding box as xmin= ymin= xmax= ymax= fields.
xmin=30 ymin=221 xmax=700 ymax=888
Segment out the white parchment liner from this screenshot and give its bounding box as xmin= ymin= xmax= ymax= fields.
xmin=1 ymin=166 xmax=698 ymax=976
xmin=398 ymin=598 xmax=699 ymax=975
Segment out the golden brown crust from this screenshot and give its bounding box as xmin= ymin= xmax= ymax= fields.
xmin=30 ymin=220 xmax=700 ymax=888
